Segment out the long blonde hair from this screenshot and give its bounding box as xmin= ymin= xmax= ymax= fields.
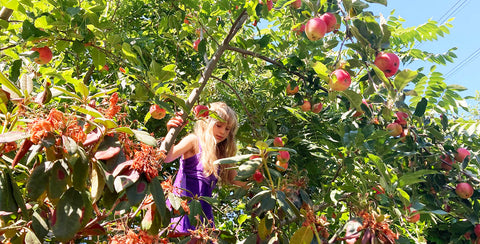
xmin=194 ymin=102 xmax=238 ymax=183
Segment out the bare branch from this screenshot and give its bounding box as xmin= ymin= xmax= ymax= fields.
xmin=225 ymin=45 xmax=330 ymax=93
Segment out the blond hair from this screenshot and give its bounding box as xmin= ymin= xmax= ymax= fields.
xmin=194 ymin=102 xmax=238 ymax=183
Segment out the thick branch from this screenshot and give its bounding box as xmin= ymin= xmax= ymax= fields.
xmin=226 ymin=45 xmax=329 ymax=93
xmin=159 ymin=10 xmax=249 ymax=157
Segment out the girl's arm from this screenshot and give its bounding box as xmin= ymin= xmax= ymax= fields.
xmin=164 ymin=134 xmax=197 ymax=163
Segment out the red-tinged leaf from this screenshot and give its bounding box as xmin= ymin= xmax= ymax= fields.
xmin=112 ymin=160 xmax=133 ymax=177
xmin=113 ymin=170 xmax=140 ymax=193
xmin=12 ymin=139 xmax=33 ymax=168
xmin=0 ymin=131 xmax=29 ymax=143
xmin=47 ymin=161 xmax=68 ymax=200
xmin=126 ymin=178 xmax=148 ymax=206
xmin=77 ymin=222 xmax=106 ymax=237
xmin=94 ymin=146 xmax=121 ymax=160
xmin=83 ymin=128 xmax=102 ymax=147
xmin=141 ymin=204 xmax=155 ymax=230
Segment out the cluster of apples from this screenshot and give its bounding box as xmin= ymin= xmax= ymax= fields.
xmin=305 ymin=12 xmax=338 ymax=41
xmin=439 ymin=147 xmax=474 ymax=199
xmin=386 ymin=111 xmax=408 ymax=137
xmin=273 ymin=137 xmax=290 ymax=172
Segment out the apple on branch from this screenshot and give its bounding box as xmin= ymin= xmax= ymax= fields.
xmin=374 ymin=52 xmax=400 ymax=77
xmin=305 ymin=17 xmax=327 ymax=41
xmin=149 ymin=104 xmax=166 ymax=120
xmin=286 ymin=83 xmax=299 ymax=95
xmin=329 ymin=69 xmax=351 ymax=91
xmin=319 ymin=12 xmax=337 ymax=33
xmin=31 ymin=46 xmax=53 ymax=65
xmin=300 ymin=101 xmax=311 ymax=112
xmin=456 ymin=182 xmax=474 ymax=199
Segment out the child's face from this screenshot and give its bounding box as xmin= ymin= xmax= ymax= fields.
xmin=212 ymin=121 xmax=231 ymax=142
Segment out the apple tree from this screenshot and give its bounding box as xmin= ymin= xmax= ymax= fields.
xmin=0 ymin=0 xmax=479 ymax=243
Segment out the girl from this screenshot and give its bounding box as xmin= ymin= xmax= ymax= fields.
xmin=164 ymin=102 xmax=244 ymax=236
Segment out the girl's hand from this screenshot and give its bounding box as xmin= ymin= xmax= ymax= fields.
xmin=167 ymin=112 xmax=187 ymax=131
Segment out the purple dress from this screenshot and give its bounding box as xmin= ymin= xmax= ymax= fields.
xmin=169 ymin=145 xmax=218 ymax=234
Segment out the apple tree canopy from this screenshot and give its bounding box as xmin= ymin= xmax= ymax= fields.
xmin=0 ymin=0 xmax=479 ymax=243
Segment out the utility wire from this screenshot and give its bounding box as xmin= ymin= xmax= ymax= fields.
xmin=444 ymin=47 xmax=480 ymax=78
xmin=437 ymin=0 xmax=469 ymax=24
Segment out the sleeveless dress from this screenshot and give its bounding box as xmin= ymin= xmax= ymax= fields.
xmin=169 ymin=144 xmax=218 ymax=235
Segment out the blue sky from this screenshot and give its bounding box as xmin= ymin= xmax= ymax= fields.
xmin=368 ymin=0 xmax=480 ymax=99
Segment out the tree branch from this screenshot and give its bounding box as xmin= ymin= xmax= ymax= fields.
xmin=0 ymin=7 xmax=13 ymax=22
xmin=225 ymin=45 xmax=330 ymax=93
xmin=159 ymin=10 xmax=249 ymax=158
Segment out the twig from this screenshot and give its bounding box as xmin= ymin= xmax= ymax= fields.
xmin=83 ymin=64 xmax=96 ymax=85
xmin=0 ymin=44 xmax=16 ymax=51
xmin=0 ymin=7 xmax=13 ymax=22
xmin=211 ymin=75 xmax=260 ymax=137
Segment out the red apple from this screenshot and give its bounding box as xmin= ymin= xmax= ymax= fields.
xmin=329 ymin=69 xmax=351 ymax=91
xmin=395 ymin=111 xmax=408 ymax=126
xmin=193 ymin=39 xmax=201 ymax=51
xmin=407 ymin=211 xmax=420 ymax=223
xmin=253 ymin=170 xmax=264 ymax=183
xmin=312 ymin=102 xmax=323 ymax=113
xmin=293 ymin=24 xmax=306 ymax=35
xmin=440 ymin=154 xmax=455 ymax=171
xmin=374 ymin=52 xmax=400 ymax=77
xmin=474 ymin=224 xmax=480 ymax=237
xmin=273 ymin=137 xmax=284 ymax=147
xmin=300 ymin=101 xmax=311 ymax=112
xmin=277 ymin=151 xmax=290 ymax=163
xmin=291 ymin=0 xmax=301 ymax=9
xmin=31 ymin=46 xmax=53 ymax=65
xmin=456 ymin=182 xmax=474 ymax=199
xmin=149 ymin=104 xmax=166 ymax=120
xmin=275 ymin=160 xmax=288 ymax=171
xmin=305 ymin=17 xmax=327 ymax=41
xmin=455 ymin=148 xmax=470 ymax=163
xmin=267 ymin=0 xmax=273 ymax=11
xmin=101 ymin=65 xmax=109 ymax=71
xmin=194 ymin=105 xmax=209 ymax=118
xmin=319 ymin=12 xmax=337 ymax=33
xmin=386 ymin=123 xmax=402 ymax=137
xmin=286 ymin=83 xmax=299 ymax=95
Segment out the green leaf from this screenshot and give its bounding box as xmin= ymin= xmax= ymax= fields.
xmin=31 ymin=211 xmax=49 ymax=240
xmin=132 ymin=130 xmax=157 ymax=146
xmin=235 ymin=159 xmax=261 ymax=181
xmin=214 ymin=154 xmax=252 ymax=165
xmin=246 ymin=190 xmax=271 ymax=210
xmin=188 ymin=199 xmax=203 ymax=227
xmin=289 ymin=226 xmax=313 ymax=244
xmin=126 ymin=179 xmax=148 ymax=206
xmin=150 ymin=177 xmax=168 ymax=226
xmin=72 ymin=149 xmax=89 ymax=191
xmin=447 ymin=84 xmax=467 ymax=91
xmin=27 ymin=163 xmax=49 ymax=200
xmin=89 ymin=47 xmax=106 ymax=70
xmin=47 ymin=161 xmax=68 ymax=200
xmin=52 ymin=188 xmax=84 ymax=242
xmin=52 ymin=86 xmax=83 ymax=102
xmin=0 ymin=71 xmax=22 ymax=97
xmin=93 ymin=118 xmax=118 ymax=129
xmin=25 ymin=228 xmax=42 ymax=244
xmin=398 ymin=170 xmax=438 ymax=187
xmin=71 ymin=105 xmax=104 ymax=118
xmin=341 ymin=90 xmax=363 ymax=111
xmin=364 ymin=0 xmax=387 ymax=6
xmin=161 ymin=94 xmax=188 ymax=113
xmin=413 ymin=97 xmax=428 ymax=117
xmin=312 ymin=62 xmax=330 ymax=81
xmin=90 ymin=162 xmax=105 ymax=203
xmin=394 ymin=69 xmax=418 ymax=92
xmin=115 ymin=127 xmax=134 ymax=135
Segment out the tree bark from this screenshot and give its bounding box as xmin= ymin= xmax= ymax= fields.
xmin=158 ymin=10 xmax=249 ymax=158
xmin=0 ymin=7 xmax=13 ymax=22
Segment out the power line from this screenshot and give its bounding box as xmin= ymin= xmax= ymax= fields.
xmin=437 ymin=0 xmax=469 ymax=24
xmin=444 ymin=47 xmax=480 ymax=78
